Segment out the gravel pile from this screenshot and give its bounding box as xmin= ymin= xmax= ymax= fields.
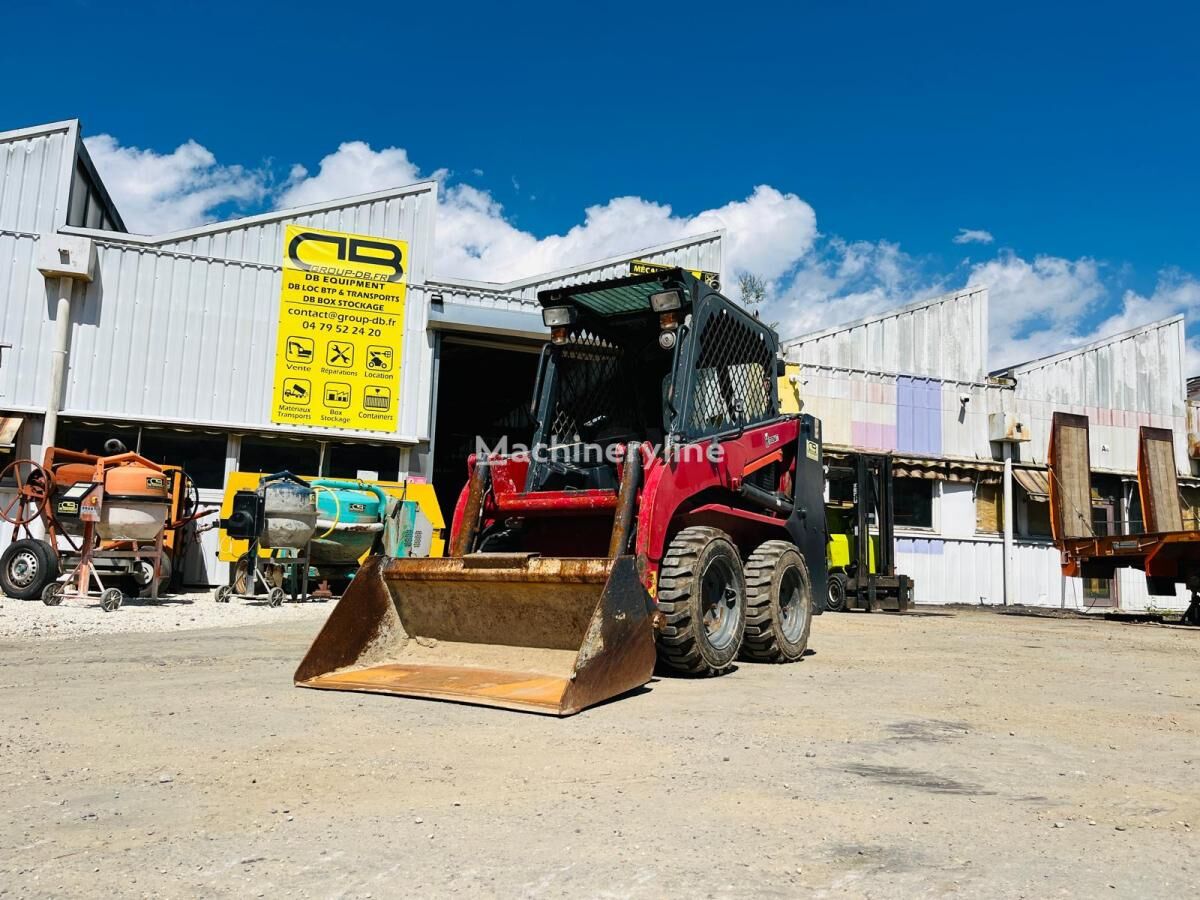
xmin=0 ymin=588 xmax=336 ymax=640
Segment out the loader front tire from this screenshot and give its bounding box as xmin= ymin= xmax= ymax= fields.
xmin=740 ymin=541 xmax=812 ymax=663
xmin=655 ymin=526 xmax=746 ymax=675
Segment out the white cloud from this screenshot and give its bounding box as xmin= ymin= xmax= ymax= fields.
xmin=275 ymin=141 xmax=446 ymax=209
xmin=84 ymin=131 xmax=1200 ymax=375
xmin=769 ymin=239 xmax=945 ymax=339
xmin=84 ymin=134 xmax=266 ymax=234
xmin=969 ymin=253 xmax=1107 ymax=366
xmin=953 ymin=228 xmax=994 ymax=245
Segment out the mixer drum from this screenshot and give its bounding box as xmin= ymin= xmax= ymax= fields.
xmin=310 ymin=486 xmax=385 ymax=565
xmin=258 ymin=475 xmax=318 ymax=549
xmin=97 ymin=464 xmax=171 ymax=541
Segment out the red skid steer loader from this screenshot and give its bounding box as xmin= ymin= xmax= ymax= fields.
xmin=296 ymin=270 xmax=828 ymax=715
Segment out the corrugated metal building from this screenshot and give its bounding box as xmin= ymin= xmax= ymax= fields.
xmin=0 ymin=119 xmax=722 ymax=584
xmin=3 ymin=118 xmax=1195 ymax=607
xmin=784 ymin=287 xmax=1198 ymax=613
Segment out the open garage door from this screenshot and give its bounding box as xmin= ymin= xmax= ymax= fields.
xmin=431 ymin=336 xmax=541 ymax=516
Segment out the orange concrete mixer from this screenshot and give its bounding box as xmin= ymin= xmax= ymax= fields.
xmin=40 ymin=451 xmax=174 ymax=611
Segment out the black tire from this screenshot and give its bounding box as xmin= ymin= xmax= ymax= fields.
xmin=132 ymin=554 xmax=173 ymax=599
xmin=826 ymin=571 xmax=848 ymax=612
xmin=0 ymin=539 xmax=60 ymax=600
xmin=233 ymin=555 xmax=283 ymax=595
xmin=740 ymin=541 xmax=814 ymax=663
xmin=655 ymin=526 xmax=747 ymax=675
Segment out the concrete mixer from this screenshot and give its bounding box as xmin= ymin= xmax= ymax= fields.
xmin=216 ymin=473 xmax=439 ymax=601
xmin=214 ymin=472 xmax=319 ymax=606
xmin=38 ymin=450 xmax=173 ymax=611
xmin=1 ymin=443 xmax=209 ymax=603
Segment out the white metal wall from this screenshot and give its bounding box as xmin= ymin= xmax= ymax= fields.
xmin=1001 ymin=317 xmax=1189 ymax=471
xmin=5 ymin=179 xmax=439 ymax=442
xmin=0 ymin=123 xmax=75 ymax=410
xmin=899 ymin=537 xmax=1190 ymax=612
xmin=786 ymin=286 xmax=989 ymax=384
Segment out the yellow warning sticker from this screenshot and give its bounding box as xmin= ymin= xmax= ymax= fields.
xmin=271 ymin=225 xmax=407 ymax=432
xmin=806 ymin=439 xmax=820 ymax=461
xmin=630 ymin=259 xmax=721 ymax=291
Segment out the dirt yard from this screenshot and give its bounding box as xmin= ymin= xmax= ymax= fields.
xmin=2 ymin=605 xmax=1197 ymax=898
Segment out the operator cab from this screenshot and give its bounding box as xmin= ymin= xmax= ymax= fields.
xmin=527 ymin=269 xmax=781 ymax=493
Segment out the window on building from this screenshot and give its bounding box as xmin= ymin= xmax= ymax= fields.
xmin=325 ymin=442 xmax=402 ymax=481
xmin=1021 ymin=494 xmax=1053 ymax=538
xmin=57 ymin=420 xmax=141 ymax=456
xmin=239 ymin=436 xmax=321 ymax=476
xmin=1126 ymin=485 xmax=1145 ymax=535
xmin=1182 ymin=487 xmax=1200 ymax=530
xmin=138 ymin=428 xmax=228 ymax=490
xmin=893 ymin=478 xmax=934 ymax=529
xmin=975 ymin=483 xmax=1003 ymax=534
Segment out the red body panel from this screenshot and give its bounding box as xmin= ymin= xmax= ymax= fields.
xmin=448 ymin=418 xmax=800 ymax=601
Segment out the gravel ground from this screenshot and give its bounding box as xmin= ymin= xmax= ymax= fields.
xmin=0 ymin=588 xmax=335 ymax=640
xmin=1 ymin=607 xmax=1197 ymax=898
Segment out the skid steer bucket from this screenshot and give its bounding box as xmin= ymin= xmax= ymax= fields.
xmin=295 ymin=553 xmax=656 ymax=716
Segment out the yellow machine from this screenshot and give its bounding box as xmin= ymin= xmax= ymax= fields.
xmin=218 ymin=473 xmax=443 ymax=598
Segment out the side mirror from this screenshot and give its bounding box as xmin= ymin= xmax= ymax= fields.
xmin=775 ymin=357 xmax=787 ymax=377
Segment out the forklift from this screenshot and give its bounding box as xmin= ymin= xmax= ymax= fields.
xmin=825 ymin=452 xmax=913 ymax=611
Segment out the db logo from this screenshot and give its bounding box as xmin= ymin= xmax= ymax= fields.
xmin=287 ymin=231 xmax=406 ymax=283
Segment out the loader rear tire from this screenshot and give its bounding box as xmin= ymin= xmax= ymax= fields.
xmin=655 ymin=526 xmax=746 ymax=676
xmin=740 ymin=541 xmax=812 ymax=663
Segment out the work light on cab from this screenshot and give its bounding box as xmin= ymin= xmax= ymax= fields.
xmin=649 ymin=289 xmax=683 ymax=312
xmin=542 ymin=306 xmax=576 ymax=344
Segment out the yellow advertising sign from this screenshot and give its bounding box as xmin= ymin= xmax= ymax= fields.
xmin=272 ymin=225 xmax=407 ymax=432
xmin=630 ymin=258 xmax=721 ymax=291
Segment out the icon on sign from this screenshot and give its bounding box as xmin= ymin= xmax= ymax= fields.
xmin=286 ymin=337 xmax=314 ymax=362
xmin=326 ymin=341 xmax=353 ymax=367
xmin=282 ymin=378 xmax=311 ymax=403
xmin=363 ymin=386 xmax=392 ymax=410
xmin=366 ymin=345 xmax=394 ymax=371
xmin=323 ymin=382 xmax=351 ymax=408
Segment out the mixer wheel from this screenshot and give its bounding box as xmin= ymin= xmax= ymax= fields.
xmin=267 ymin=586 xmax=286 ymax=608
xmin=42 ymin=582 xmax=65 ymax=606
xmin=214 ymin=584 xmax=233 ymax=603
xmin=1 ymin=538 xmax=59 ymax=600
xmin=133 ymin=555 xmax=173 ymax=598
xmin=100 ymin=588 xmax=123 ymax=612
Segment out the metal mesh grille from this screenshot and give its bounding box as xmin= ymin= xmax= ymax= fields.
xmin=547 ymin=331 xmax=626 ymax=445
xmin=686 ymin=309 xmax=774 ymax=435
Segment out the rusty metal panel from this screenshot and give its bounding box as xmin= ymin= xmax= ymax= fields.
xmin=295 ymin=554 xmax=656 ymax=715
xmin=1138 ymin=426 xmax=1184 ymax=533
xmin=1049 ymin=412 xmax=1094 ymax=540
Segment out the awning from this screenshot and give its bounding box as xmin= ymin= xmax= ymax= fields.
xmin=892 ymin=456 xmax=1003 ymax=485
xmin=0 ymin=416 xmax=22 ymax=453
xmin=1012 ymin=467 xmax=1051 ymax=502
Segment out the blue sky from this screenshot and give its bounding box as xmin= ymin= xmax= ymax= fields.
xmin=5 ymin=1 xmax=1199 ymax=369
